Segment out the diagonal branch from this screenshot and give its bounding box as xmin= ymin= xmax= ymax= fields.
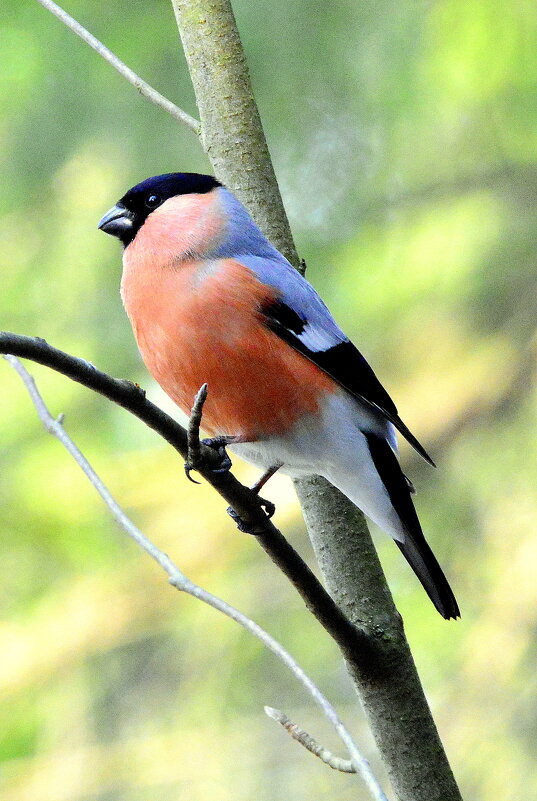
xmin=34 ymin=0 xmax=201 ymax=134
xmin=4 ymin=355 xmax=389 ymax=801
xmin=0 ymin=332 xmax=368 ymax=660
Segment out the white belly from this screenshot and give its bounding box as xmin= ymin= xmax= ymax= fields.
xmin=231 ymin=390 xmax=404 ymax=541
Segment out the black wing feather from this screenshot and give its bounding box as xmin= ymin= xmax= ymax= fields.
xmin=262 ymin=299 xmax=435 ymax=467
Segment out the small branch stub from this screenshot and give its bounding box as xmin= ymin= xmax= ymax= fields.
xmin=185 ymin=382 xmax=208 ymax=483
xmin=264 ymin=706 xmax=357 ymax=774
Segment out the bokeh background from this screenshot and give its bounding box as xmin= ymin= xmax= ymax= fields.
xmin=1 ymin=0 xmax=536 ymax=798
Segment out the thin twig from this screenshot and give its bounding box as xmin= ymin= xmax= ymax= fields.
xmin=4 ymin=355 xmax=389 ymax=801
xmin=33 ymin=0 xmax=201 ymax=134
xmin=264 ymin=706 xmax=356 ymax=773
xmin=0 ymin=332 xmax=368 ymax=660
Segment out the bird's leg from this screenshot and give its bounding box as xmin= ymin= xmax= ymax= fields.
xmin=226 ymin=463 xmax=282 ymax=533
xmin=250 ymin=462 xmax=283 ymax=495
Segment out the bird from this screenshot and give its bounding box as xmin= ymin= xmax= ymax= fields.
xmin=98 ymin=172 xmax=459 ymax=620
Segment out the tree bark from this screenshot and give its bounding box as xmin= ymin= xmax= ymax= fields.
xmin=171 ymin=2 xmax=463 ymax=799
xmin=298 ymin=478 xmax=461 ymax=801
xmin=171 ymin=0 xmax=297 ymax=265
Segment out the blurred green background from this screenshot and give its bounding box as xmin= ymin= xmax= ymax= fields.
xmin=1 ymin=0 xmax=536 ymax=798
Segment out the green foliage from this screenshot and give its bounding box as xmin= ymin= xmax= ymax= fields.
xmin=1 ymin=0 xmax=536 ymax=798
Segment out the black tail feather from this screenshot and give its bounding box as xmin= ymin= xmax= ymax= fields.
xmin=394 ymin=537 xmax=460 ymax=620
xmin=365 ymin=432 xmax=460 ymax=620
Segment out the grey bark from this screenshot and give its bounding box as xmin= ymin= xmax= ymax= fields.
xmin=298 ymin=478 xmax=462 ymax=801
xmin=171 ymin=2 xmax=463 ymax=799
xmin=171 ymin=0 xmax=298 ymax=265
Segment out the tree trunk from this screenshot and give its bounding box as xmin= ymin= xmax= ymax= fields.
xmin=171 ymin=2 xmax=463 ymax=799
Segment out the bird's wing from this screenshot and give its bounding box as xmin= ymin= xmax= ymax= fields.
xmin=239 ymin=255 xmax=435 ymax=466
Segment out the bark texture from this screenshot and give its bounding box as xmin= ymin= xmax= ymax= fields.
xmin=298 ymin=477 xmax=461 ymax=801
xmin=172 ymin=0 xmax=298 ymax=264
xmin=172 ymin=2 xmax=463 ymax=799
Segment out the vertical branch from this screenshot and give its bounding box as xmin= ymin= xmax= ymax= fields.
xmin=298 ymin=480 xmax=462 ymax=801
xmin=170 ymin=2 xmax=462 ymax=800
xmin=170 ymin=0 xmax=298 ymax=265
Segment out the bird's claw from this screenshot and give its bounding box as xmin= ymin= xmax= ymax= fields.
xmin=184 ymin=462 xmax=201 ymax=484
xmin=226 ymin=496 xmax=276 ymax=535
xmin=226 ymin=507 xmax=253 ymax=533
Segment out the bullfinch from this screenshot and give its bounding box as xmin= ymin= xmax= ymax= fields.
xmin=98 ymin=172 xmax=459 ymax=619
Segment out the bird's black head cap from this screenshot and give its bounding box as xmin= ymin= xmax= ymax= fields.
xmin=98 ymin=172 xmax=222 ymax=246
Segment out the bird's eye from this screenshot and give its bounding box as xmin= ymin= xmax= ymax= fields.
xmin=145 ymin=194 xmax=161 ymax=209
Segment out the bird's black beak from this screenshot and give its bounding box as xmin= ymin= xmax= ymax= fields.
xmin=97 ymin=203 xmax=135 ymax=240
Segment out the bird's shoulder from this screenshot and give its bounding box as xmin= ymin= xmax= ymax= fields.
xmin=233 ymin=254 xmax=434 ymax=465
xmin=233 ymin=254 xmax=399 ymax=417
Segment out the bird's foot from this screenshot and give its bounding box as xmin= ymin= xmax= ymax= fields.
xmin=184 ymin=435 xmax=234 ymax=483
xmin=226 ymin=495 xmax=276 ymax=535
xmin=226 ymin=463 xmax=281 ymax=531
xmin=200 ymin=436 xmax=234 ymax=473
